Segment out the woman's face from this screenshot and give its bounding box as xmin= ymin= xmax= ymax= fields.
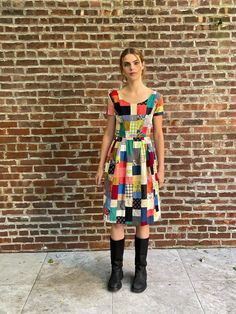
xmin=121 ymin=53 xmax=144 ymax=81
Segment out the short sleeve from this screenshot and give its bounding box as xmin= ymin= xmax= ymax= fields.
xmin=107 ymin=100 xmax=115 ymax=115
xmin=106 ymin=92 xmax=115 ymax=116
xmin=153 ymin=94 xmax=164 ymax=116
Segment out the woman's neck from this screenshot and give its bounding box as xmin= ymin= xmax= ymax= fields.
xmin=124 ymin=79 xmax=146 ymax=94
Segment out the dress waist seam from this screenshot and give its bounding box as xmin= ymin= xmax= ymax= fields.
xmin=115 ymin=136 xmax=150 ymax=141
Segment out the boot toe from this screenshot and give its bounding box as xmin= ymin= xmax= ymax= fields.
xmin=131 ymin=266 xmax=147 ymax=293
xmin=108 ymin=281 xmax=122 ymax=292
xmin=131 ymin=282 xmax=147 ymax=293
xmin=107 ymin=269 xmax=123 ymax=292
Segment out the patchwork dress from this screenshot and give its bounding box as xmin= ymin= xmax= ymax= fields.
xmin=103 ymin=89 xmax=164 ymax=226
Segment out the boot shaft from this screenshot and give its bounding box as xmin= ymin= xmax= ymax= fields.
xmin=110 ymin=237 xmax=125 ymax=266
xmin=134 ymin=236 xmax=149 ymax=267
xmin=108 ymin=237 xmax=125 ymax=292
xmin=132 ymin=236 xmax=149 ymax=293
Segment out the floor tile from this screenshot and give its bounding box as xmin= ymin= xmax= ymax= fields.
xmin=113 ymin=280 xmax=204 ymax=314
xmin=0 ymin=253 xmax=46 ymax=285
xmin=0 ymin=285 xmax=32 ymax=314
xmin=192 ymin=280 xmax=236 ymax=314
xmin=22 ymin=279 xmax=112 ymax=314
xmin=37 ymin=251 xmax=110 ymax=284
xmin=148 ymin=249 xmax=190 ymax=282
xmin=178 ymin=248 xmax=236 ymax=282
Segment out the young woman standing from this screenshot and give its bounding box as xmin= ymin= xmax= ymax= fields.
xmin=95 ymin=47 xmax=165 ymax=293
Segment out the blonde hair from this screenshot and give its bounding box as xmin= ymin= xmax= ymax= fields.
xmin=119 ymin=48 xmax=146 ymax=81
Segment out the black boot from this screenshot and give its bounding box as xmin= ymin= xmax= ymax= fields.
xmin=131 ymin=236 xmax=149 ymax=293
xmin=108 ymin=237 xmax=124 ymax=292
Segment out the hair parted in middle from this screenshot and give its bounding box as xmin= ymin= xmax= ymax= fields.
xmin=119 ymin=47 xmax=146 ymax=83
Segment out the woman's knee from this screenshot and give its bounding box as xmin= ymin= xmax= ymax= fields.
xmin=111 ymin=224 xmax=124 ymax=232
xmin=111 ymin=224 xmax=125 ymax=240
xmin=136 ymin=225 xmax=149 ymax=238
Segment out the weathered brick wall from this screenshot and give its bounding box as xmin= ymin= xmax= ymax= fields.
xmin=0 ymin=0 xmax=235 ymax=252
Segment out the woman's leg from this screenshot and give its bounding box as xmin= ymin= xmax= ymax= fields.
xmin=136 ymin=225 xmax=149 ymax=239
xmin=108 ymin=223 xmax=125 ymax=292
xmin=131 ymin=225 xmax=150 ymax=293
xmin=111 ymin=223 xmax=125 ymax=240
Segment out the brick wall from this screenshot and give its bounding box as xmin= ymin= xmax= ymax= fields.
xmin=0 ymin=0 xmax=235 ymax=252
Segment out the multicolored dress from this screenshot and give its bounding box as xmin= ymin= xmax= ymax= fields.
xmin=103 ymin=89 xmax=164 ymax=226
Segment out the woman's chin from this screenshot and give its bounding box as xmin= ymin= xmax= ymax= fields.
xmin=127 ymin=75 xmax=142 ymax=82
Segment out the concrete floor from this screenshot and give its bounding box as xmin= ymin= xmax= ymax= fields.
xmin=0 ymin=248 xmax=236 ymax=314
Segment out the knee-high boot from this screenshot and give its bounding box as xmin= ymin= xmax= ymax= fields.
xmin=108 ymin=237 xmax=125 ymax=292
xmin=131 ymin=236 xmax=149 ymax=293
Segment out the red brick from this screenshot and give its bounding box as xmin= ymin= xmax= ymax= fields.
xmin=12 ymin=237 xmax=34 ymax=243
xmin=154 ymin=240 xmax=176 ymax=247
xmin=221 ymin=240 xmax=236 ymax=245
xmin=21 ymin=243 xmax=46 ymax=251
xmin=89 ymin=241 xmax=109 ymax=250
xmin=66 ymin=242 xmax=89 ymax=249
xmin=0 ymin=244 xmax=21 ymax=252
xmin=0 ymin=238 xmax=11 ymax=243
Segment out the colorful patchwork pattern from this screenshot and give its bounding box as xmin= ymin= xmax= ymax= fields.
xmin=103 ymin=90 xmax=164 ymax=226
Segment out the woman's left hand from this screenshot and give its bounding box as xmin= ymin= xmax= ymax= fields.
xmin=157 ymin=169 xmax=165 ymax=188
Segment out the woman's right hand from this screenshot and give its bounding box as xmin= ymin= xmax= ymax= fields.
xmin=95 ymin=167 xmax=104 ymax=186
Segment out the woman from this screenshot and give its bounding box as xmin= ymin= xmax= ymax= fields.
xmin=95 ymin=47 xmax=165 ymax=293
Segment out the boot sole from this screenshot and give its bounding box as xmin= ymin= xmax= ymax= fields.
xmin=107 ymin=272 xmax=123 ymax=292
xmin=131 ymin=285 xmax=147 ymax=293
xmin=108 ymin=283 xmax=122 ymax=292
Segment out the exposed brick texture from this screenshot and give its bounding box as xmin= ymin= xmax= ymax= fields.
xmin=0 ymin=0 xmax=235 ymax=252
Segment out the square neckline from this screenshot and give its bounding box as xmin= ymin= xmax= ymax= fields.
xmin=116 ymin=89 xmax=156 ymax=105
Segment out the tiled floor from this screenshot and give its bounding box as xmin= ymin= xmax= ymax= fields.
xmin=0 ymin=248 xmax=236 ymax=314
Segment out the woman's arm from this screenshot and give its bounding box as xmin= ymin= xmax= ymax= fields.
xmin=153 ymin=115 xmax=165 ymax=188
xmin=95 ymin=116 xmax=116 ymax=185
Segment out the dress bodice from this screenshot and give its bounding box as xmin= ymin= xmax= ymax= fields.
xmin=109 ymin=89 xmax=163 ymax=139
